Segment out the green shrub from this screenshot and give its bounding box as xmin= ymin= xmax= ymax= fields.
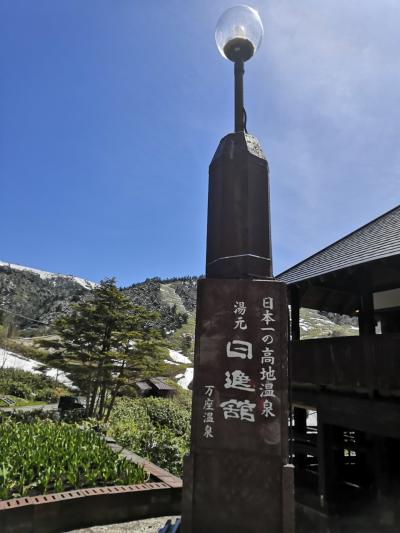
xmin=143 ymin=397 xmax=190 ymax=437
xmin=107 ymin=396 xmax=191 ymax=476
xmin=0 ymin=368 xmax=69 ymax=401
xmin=137 ymin=427 xmax=188 ymax=476
xmin=35 ymin=387 xmax=57 ymax=402
xmin=8 ymin=382 xmax=32 ymax=399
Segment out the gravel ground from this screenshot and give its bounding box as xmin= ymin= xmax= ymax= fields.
xmin=67 ymin=516 xmax=180 ymax=533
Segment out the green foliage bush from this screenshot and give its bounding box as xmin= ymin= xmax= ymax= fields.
xmin=35 ymin=387 xmax=60 ymax=402
xmin=108 ymin=396 xmax=191 ymax=476
xmin=0 ymin=420 xmax=147 ymax=500
xmin=0 ymin=368 xmax=68 ymax=402
xmin=143 ymin=396 xmax=191 ymax=437
xmin=0 ymin=409 xmax=58 ymax=423
xmin=8 ymin=381 xmax=32 ymax=399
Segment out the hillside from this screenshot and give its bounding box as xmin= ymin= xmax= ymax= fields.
xmin=121 ymin=277 xmax=197 ymax=338
xmin=0 ymin=261 xmax=357 ymax=346
xmin=300 ymin=308 xmax=358 ymax=339
xmin=0 ymin=261 xmax=95 ymax=334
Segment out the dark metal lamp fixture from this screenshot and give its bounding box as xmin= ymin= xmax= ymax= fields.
xmin=215 ymin=5 xmax=264 ymax=132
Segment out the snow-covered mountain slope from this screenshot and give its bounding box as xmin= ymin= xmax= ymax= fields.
xmin=299 ymin=308 xmax=358 ymax=339
xmin=122 ymin=277 xmax=197 ymax=336
xmin=0 ymin=348 xmax=75 ymax=388
xmin=0 ymin=261 xmax=96 ymax=290
xmin=0 ymin=260 xmax=97 ymax=331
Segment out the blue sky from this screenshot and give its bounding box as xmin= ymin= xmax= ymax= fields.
xmin=1 ymin=1 xmax=399 ymax=286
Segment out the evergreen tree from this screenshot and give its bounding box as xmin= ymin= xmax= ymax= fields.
xmin=40 ymin=278 xmax=176 ymax=420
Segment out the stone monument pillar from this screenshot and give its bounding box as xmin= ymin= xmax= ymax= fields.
xmin=181 ymin=132 xmax=294 ymax=533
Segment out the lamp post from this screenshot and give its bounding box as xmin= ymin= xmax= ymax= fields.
xmin=181 ymin=6 xmax=294 ymax=533
xmin=206 ymin=5 xmax=271 ymax=281
xmin=215 ymin=5 xmax=263 ymax=133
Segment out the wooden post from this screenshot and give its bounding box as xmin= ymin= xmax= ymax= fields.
xmin=359 ymin=289 xmax=375 ymax=336
xmin=317 ymin=421 xmax=342 ymax=512
xmin=290 ymin=287 xmax=301 ymax=341
xmin=358 ymin=270 xmax=375 ymax=336
xmin=289 ymin=287 xmax=301 ymax=473
xmin=358 ymin=273 xmax=376 ymax=397
xmin=317 ymin=419 xmax=328 ymax=510
xmin=294 ymin=407 xmax=307 ymax=470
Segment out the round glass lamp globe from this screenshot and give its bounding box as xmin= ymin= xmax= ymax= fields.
xmin=215 ymin=5 xmax=263 ymax=62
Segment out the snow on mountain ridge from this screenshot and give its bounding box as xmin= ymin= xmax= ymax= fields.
xmin=0 ymin=260 xmax=97 ymax=290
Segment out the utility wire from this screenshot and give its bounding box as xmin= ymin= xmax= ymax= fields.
xmin=0 ymin=305 xmax=49 ymax=326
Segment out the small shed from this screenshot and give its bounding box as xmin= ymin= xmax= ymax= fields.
xmin=135 ymin=377 xmax=176 ymax=398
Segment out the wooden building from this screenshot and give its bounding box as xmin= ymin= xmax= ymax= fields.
xmin=135 ymin=377 xmax=176 ymax=398
xmin=277 ymin=205 xmax=400 ymax=532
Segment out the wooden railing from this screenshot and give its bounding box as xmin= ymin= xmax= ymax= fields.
xmin=291 ymin=334 xmax=400 ymax=394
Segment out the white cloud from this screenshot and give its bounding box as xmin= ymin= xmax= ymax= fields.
xmin=263 ymin=1 xmax=400 ymax=128
xmin=248 ymin=1 xmax=400 ymax=272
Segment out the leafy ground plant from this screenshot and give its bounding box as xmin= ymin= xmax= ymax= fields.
xmin=0 ymin=420 xmax=147 ymax=500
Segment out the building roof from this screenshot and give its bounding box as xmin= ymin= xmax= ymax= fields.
xmin=149 ymin=377 xmax=175 ymax=391
xmin=136 ymin=381 xmax=152 ymax=392
xmin=278 ymin=205 xmax=400 ymax=286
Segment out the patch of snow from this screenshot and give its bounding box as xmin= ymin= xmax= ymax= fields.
xmin=169 ymin=349 xmax=191 ymax=365
xmin=176 ymin=367 xmax=194 ymax=390
xmin=72 ymin=277 xmax=97 ymax=290
xmin=0 ymin=260 xmax=97 ymax=290
xmin=313 ymin=318 xmax=335 ymax=326
xmin=299 ymin=319 xmax=311 ymax=332
xmin=0 ymin=349 xmax=76 ymax=389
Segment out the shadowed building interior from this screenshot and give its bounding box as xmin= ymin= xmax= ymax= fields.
xmin=278 ymin=205 xmax=400 ymax=532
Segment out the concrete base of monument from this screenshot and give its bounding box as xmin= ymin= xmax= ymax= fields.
xmin=182 ymin=453 xmax=294 ymax=533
